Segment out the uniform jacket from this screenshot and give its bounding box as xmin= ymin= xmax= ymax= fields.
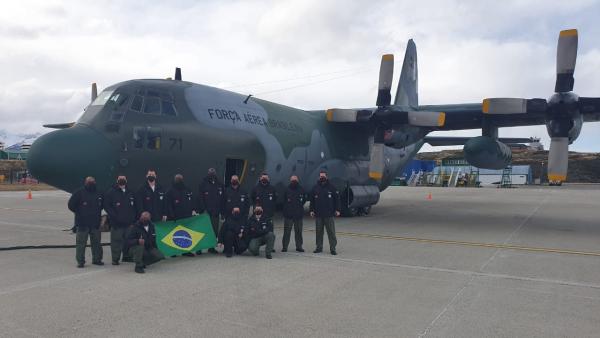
xmin=218 ymin=214 xmax=246 ymax=243
xmin=247 ymin=215 xmax=274 ymax=238
xmin=283 ymin=184 xmax=307 ymax=219
xmin=309 ymin=181 xmax=341 ymax=218
xmin=126 ymin=220 xmax=158 ymax=250
xmin=135 ymin=182 xmax=166 ymax=221
xmin=165 ymin=184 xmax=196 ymax=220
xmin=250 ymin=183 xmax=277 ymax=218
xmin=68 ymin=187 xmax=104 ymax=229
xmin=104 ymin=185 xmax=137 ymax=228
xmin=198 ymin=176 xmax=224 ymax=216
xmin=222 ymin=186 xmax=250 ymax=217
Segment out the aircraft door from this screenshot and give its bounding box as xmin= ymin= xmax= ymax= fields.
xmin=224 ymin=158 xmax=247 ymax=187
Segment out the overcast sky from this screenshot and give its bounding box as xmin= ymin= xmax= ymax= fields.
xmin=1 ymin=0 xmax=599 ymax=151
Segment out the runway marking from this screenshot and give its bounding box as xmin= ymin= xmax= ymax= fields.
xmin=295 ymin=228 xmax=600 ymax=257
xmin=289 ymin=253 xmax=600 ymax=290
xmin=478 ymin=192 xmax=550 ymax=271
xmin=0 ymin=270 xmax=105 ymax=297
xmin=0 ymin=207 xmax=68 ymax=214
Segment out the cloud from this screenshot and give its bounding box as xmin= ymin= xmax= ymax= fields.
xmin=0 ymin=0 xmax=599 ymax=152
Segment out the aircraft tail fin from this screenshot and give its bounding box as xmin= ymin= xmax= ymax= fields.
xmin=394 ymin=39 xmax=418 ymax=108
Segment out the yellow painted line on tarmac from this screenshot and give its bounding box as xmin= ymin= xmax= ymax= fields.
xmin=288 ymin=227 xmax=600 ymax=257
xmin=0 ymin=207 xmax=67 ymax=214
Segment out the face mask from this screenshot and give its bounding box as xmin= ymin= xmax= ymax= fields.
xmin=117 ymin=179 xmax=127 ymax=186
xmin=174 ymin=180 xmax=184 ymax=188
xmin=290 ymin=181 xmax=298 ymax=188
xmin=85 ymin=182 xmax=96 ymax=191
xmin=232 ymin=210 xmax=240 ymax=216
xmin=147 ymin=176 xmax=156 ymax=183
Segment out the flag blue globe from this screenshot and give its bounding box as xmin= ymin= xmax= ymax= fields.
xmin=172 ymin=229 xmax=193 ymax=248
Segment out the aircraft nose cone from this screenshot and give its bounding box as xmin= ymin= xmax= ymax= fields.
xmin=27 ymin=126 xmax=116 ymax=192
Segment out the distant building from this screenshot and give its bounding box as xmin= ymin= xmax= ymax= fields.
xmin=1 ymin=141 xmax=32 ymax=160
xmin=431 ymin=164 xmax=533 ymax=186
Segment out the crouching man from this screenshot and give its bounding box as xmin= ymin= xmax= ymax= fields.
xmin=218 ymin=207 xmax=247 ymax=258
xmin=126 ymin=211 xmax=165 ymax=273
xmin=247 ymin=206 xmax=275 ymax=259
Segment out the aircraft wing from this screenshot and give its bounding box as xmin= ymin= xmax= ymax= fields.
xmin=417 ymin=103 xmax=547 ymax=131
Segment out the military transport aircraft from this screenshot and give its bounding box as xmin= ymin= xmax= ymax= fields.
xmin=27 ymin=29 xmax=600 ymax=216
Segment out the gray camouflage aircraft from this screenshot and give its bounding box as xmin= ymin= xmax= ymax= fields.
xmin=28 ymin=29 xmax=600 ymax=215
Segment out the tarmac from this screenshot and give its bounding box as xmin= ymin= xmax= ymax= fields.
xmin=1 ymin=186 xmax=600 ymax=337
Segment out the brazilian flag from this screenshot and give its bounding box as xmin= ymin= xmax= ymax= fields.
xmin=154 ymin=214 xmax=217 ymax=256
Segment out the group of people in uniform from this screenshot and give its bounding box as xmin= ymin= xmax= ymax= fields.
xmin=68 ymin=168 xmax=342 ymax=273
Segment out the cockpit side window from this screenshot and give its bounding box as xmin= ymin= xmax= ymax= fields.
xmin=107 ymin=93 xmax=130 ymax=122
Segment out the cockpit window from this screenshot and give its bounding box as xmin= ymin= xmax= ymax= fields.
xmin=91 ymin=90 xmax=114 ymax=106
xmin=143 ymin=97 xmax=161 ymax=114
xmin=162 ymin=101 xmax=177 ymax=116
xmin=131 ymin=88 xmax=178 ymax=116
xmin=106 ymin=93 xmax=130 ymax=110
xmin=130 ymin=95 xmax=143 ymax=112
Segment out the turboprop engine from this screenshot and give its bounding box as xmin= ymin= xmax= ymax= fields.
xmin=463 ymin=136 xmax=512 ymax=170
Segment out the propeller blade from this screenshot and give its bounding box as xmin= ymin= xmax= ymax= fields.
xmin=547 ymin=137 xmax=569 ymax=183
xmin=407 ymin=111 xmax=445 ymax=127
xmin=325 ymin=109 xmax=373 ymax=123
xmin=175 ymin=67 xmax=182 ymax=81
xmin=369 ymin=142 xmax=385 ymax=180
xmin=555 ymin=29 xmax=578 ymax=92
xmin=376 ymin=54 xmax=394 ymax=107
xmin=91 ymin=83 xmax=98 ymax=102
xmin=579 ymin=97 xmax=600 ymax=114
xmin=482 ymin=98 xmax=547 ymax=114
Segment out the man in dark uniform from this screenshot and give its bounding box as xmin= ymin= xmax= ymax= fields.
xmin=247 ymin=206 xmax=275 ymax=259
xmin=199 ymin=168 xmax=223 ymax=254
xmin=217 ymin=207 xmax=246 ymax=257
xmin=251 ymin=172 xmax=277 ymax=252
xmin=68 ymin=176 xmax=104 ymax=267
xmin=135 ymin=169 xmax=167 ymax=222
xmin=222 ymin=175 xmax=250 ymax=218
xmin=282 ymin=175 xmax=306 ymax=252
xmin=309 ymin=171 xmax=341 ymax=255
xmin=165 ymin=174 xmax=198 ymax=256
xmin=104 ymin=175 xmax=137 ymax=265
xmin=126 ymin=211 xmax=165 ymax=273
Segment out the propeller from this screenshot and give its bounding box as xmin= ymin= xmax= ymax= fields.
xmin=327 ymin=52 xmax=445 ymax=182
xmin=482 ymin=29 xmax=600 ymax=184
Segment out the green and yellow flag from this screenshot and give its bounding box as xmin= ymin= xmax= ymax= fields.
xmin=154 ymin=214 xmax=217 ymax=256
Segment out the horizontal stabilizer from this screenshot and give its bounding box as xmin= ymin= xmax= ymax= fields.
xmin=43 ymin=122 xmax=75 ymax=129
xmin=424 ymin=136 xmax=535 ymax=147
